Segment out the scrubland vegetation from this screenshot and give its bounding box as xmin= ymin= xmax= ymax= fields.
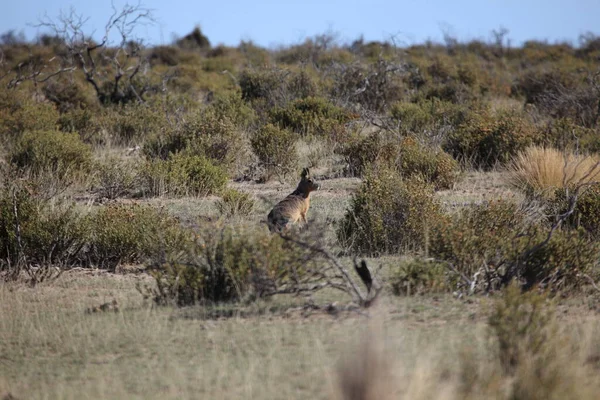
xmin=1 ymin=4 xmax=600 ymax=399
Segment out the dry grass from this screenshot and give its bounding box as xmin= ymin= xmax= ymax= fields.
xmin=1 ymin=272 xmax=600 ymax=399
xmin=506 ymin=146 xmax=600 ymax=197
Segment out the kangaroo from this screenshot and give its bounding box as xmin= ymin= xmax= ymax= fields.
xmin=267 ymin=168 xmax=320 ymax=233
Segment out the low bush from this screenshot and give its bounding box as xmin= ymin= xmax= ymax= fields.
xmin=250 ymin=123 xmax=298 ymax=181
xmin=547 ymin=185 xmax=600 ymax=239
xmin=340 ymin=134 xmax=460 ymax=189
xmin=42 ymin=78 xmax=94 ymax=113
xmin=86 ymin=203 xmax=189 ymax=271
xmin=239 ymin=67 xmax=288 ymax=104
xmin=396 ymin=137 xmax=460 ymax=190
xmin=269 ymin=96 xmax=352 ymax=137
xmin=445 ymin=108 xmax=538 ymax=169
xmin=92 ymin=157 xmax=138 ymax=200
xmin=0 ymin=181 xmax=87 ymax=267
xmin=144 ymin=111 xmax=247 ymax=175
xmin=209 ymin=90 xmax=257 ymax=129
xmin=10 ymin=129 xmax=92 ymax=177
xmin=389 ymin=259 xmax=448 ymax=296
xmin=488 ymin=283 xmax=557 ymax=372
xmin=389 ymin=99 xmax=471 ymax=136
xmin=105 ymin=103 xmax=167 ymax=145
xmin=0 ymin=90 xmax=59 ymax=140
xmin=148 ymin=225 xmax=314 ymax=305
xmin=337 ymin=168 xmax=443 ymax=256
xmin=330 ymin=60 xmax=405 ymax=112
xmin=139 ymin=153 xmax=228 ymax=197
xmin=430 ymin=199 xmax=600 ymax=292
xmin=57 ymin=108 xmax=103 ymax=144
xmin=215 ymin=188 xmax=255 ymax=217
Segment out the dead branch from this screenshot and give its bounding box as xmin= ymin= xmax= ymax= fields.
xmin=277 ymin=233 xmax=381 ymax=307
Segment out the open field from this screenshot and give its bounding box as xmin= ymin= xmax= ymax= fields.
xmin=1 ymin=264 xmax=600 ymax=399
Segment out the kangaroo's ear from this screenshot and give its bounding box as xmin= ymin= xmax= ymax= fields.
xmin=301 ymin=168 xmax=309 ymax=178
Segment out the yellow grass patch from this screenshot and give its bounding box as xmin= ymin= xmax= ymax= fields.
xmin=506 ymin=146 xmax=600 ymax=196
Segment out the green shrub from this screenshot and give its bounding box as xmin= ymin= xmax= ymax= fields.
xmin=288 ymin=69 xmax=319 ymax=99
xmin=430 ymin=199 xmax=600 ymax=292
xmin=0 ymin=90 xmax=59 ymax=139
xmin=396 ymin=137 xmax=460 ymax=190
xmin=58 ymin=108 xmax=103 ymax=144
xmin=92 ymin=157 xmax=138 ymax=200
xmin=389 ymin=259 xmax=448 ymax=296
xmin=86 ymin=204 xmax=188 ymax=271
xmin=148 ymin=225 xmax=313 ymax=305
xmin=547 ymin=185 xmax=600 ymax=239
xmin=269 ymin=96 xmax=352 ymax=137
xmin=139 ymin=153 xmax=228 ymax=197
xmin=389 ymin=99 xmax=471 ymax=136
xmin=445 ymin=109 xmax=537 ymax=169
xmin=239 ymin=67 xmax=288 ymax=103
xmin=106 ymin=103 xmax=167 ymax=145
xmin=340 ymin=134 xmax=460 ymax=189
xmin=10 ymin=130 xmax=92 ymax=177
xmin=337 ymin=168 xmax=443 ymax=256
xmin=0 ymin=182 xmax=87 ymax=267
xmin=209 ymin=90 xmax=257 ymax=129
xmin=339 ymin=132 xmax=393 ymax=177
xmin=215 ymin=188 xmax=255 ymax=217
xmin=488 ymin=283 xmax=557 ymax=373
xmin=42 ymin=79 xmax=94 ymax=113
xmin=144 ymin=111 xmax=247 ymax=174
xmin=250 ymin=124 xmax=298 ymax=181
xmin=331 ymin=60 xmax=405 ymax=112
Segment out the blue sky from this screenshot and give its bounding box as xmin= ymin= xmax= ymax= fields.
xmin=2 ymin=0 xmax=599 ymax=48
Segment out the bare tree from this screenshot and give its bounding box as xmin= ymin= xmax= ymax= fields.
xmin=35 ymin=2 xmax=155 ymax=104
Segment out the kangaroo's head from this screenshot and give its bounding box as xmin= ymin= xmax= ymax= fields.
xmin=296 ymin=168 xmax=320 ymax=196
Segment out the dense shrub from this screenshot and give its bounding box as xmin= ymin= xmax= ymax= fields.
xmin=340 ymin=133 xmax=460 ymax=189
xmin=42 ymin=78 xmax=93 ymax=113
xmin=105 ymin=103 xmax=167 ymax=145
xmin=547 ymin=185 xmax=600 ymax=239
xmin=269 ymin=96 xmax=352 ymax=137
xmin=215 ymin=188 xmax=255 ymax=217
xmin=337 ymin=168 xmax=443 ymax=256
xmin=10 ymin=130 xmax=92 ymax=177
xmin=250 ymin=123 xmax=298 ymax=181
xmin=58 ymin=108 xmax=103 ymax=144
xmin=0 ymin=90 xmax=59 ymax=139
xmin=396 ymin=137 xmax=460 ymax=190
xmin=330 ymin=59 xmax=405 ymax=112
xmin=86 ymin=203 xmax=189 ymax=271
xmin=92 ymin=157 xmax=138 ymax=200
xmin=488 ymin=283 xmax=556 ymax=373
xmin=339 ymin=132 xmax=394 ymax=177
xmin=239 ymin=67 xmax=288 ymax=104
xmin=430 ymin=199 xmax=600 ymax=291
xmin=389 ymin=259 xmax=449 ymax=296
xmin=139 ymin=153 xmax=228 ymax=197
xmin=209 ymin=90 xmax=257 ymax=128
xmin=0 ymin=182 xmax=87 ymax=267
xmin=144 ymin=111 xmax=247 ymax=174
xmin=148 ymin=225 xmax=314 ymax=305
xmin=445 ymin=109 xmax=538 ymax=169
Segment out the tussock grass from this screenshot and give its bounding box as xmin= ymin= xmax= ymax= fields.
xmin=506 ymin=146 xmax=600 ymax=197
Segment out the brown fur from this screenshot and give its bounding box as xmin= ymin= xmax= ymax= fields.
xmin=267 ymin=168 xmax=320 ymax=233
